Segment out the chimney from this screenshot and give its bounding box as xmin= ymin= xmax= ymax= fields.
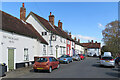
xmin=95 ymin=41 xmax=97 ymax=43
xmin=78 ymin=39 xmax=80 ymax=43
xmin=58 ymin=20 xmax=62 ymax=29
xmin=74 ymin=37 xmax=76 ymax=41
xmin=91 ymin=40 xmax=93 ymax=43
xmin=69 ymin=32 xmax=71 ymax=38
xmin=49 ymin=12 xmax=54 ymax=26
xmin=20 ymin=3 xmax=26 ymax=22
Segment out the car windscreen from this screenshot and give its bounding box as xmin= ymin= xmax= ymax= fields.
xmin=102 ymin=57 xmax=113 ymax=60
xmin=36 ymin=58 xmax=48 ymax=62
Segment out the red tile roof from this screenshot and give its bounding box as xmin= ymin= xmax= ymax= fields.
xmin=0 ymin=10 xmax=48 ymax=45
xmin=81 ymin=43 xmax=101 ymax=48
xmin=28 ymin=12 xmax=59 ymax=35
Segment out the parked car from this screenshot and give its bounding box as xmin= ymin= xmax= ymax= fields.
xmin=83 ymin=54 xmax=86 ymax=59
xmin=115 ymin=57 xmax=120 ymax=66
xmin=72 ymin=54 xmax=81 ymax=61
xmin=58 ymin=55 xmax=73 ymax=64
xmin=100 ymin=56 xmax=115 ymax=67
xmin=33 ymin=57 xmax=60 ymax=73
xmin=78 ymin=54 xmax=84 ymax=60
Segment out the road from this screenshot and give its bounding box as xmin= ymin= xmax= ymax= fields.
xmin=4 ymin=57 xmax=119 ymax=78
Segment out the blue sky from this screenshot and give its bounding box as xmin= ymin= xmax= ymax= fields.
xmin=1 ymin=2 xmax=118 ymax=46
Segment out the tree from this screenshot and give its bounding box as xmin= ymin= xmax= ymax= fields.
xmin=102 ymin=20 xmax=120 ymax=57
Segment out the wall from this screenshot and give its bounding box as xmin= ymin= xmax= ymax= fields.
xmin=26 ymin=15 xmax=66 ymax=58
xmin=0 ymin=30 xmax=43 ymax=70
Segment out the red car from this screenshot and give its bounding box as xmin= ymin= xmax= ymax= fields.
xmin=78 ymin=54 xmax=84 ymax=60
xmin=33 ymin=57 xmax=60 ymax=73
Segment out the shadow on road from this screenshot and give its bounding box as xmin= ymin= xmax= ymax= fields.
xmin=106 ymin=72 xmax=119 ymax=78
xmin=92 ymin=64 xmax=115 ymax=68
xmin=30 ymin=69 xmax=49 ymax=73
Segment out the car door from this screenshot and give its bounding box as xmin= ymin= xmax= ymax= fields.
xmin=52 ymin=57 xmax=58 ymax=68
xmin=49 ymin=57 xmax=54 ymax=69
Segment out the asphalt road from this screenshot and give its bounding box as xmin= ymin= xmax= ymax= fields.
xmin=4 ymin=57 xmax=120 ymax=78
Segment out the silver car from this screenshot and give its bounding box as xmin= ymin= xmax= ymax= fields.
xmin=100 ymin=56 xmax=115 ymax=67
xmin=72 ymin=54 xmax=81 ymax=61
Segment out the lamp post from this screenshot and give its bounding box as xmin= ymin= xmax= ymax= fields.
xmin=55 ymin=45 xmax=59 ymax=58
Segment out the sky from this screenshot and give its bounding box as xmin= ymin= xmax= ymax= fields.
xmin=1 ymin=2 xmax=118 ymax=46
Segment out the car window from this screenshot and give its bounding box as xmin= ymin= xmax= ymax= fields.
xmin=49 ymin=57 xmax=52 ymax=62
xmin=61 ymin=55 xmax=67 ymax=58
xmin=102 ymin=57 xmax=113 ymax=60
xmin=52 ymin=57 xmax=57 ymax=61
xmin=36 ymin=57 xmax=48 ymax=62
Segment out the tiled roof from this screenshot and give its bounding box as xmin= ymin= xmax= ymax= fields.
xmin=28 ymin=12 xmax=59 ymax=35
xmin=81 ymin=43 xmax=101 ymax=48
xmin=0 ymin=10 xmax=48 ymax=45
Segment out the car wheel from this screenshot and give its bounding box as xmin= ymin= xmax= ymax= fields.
xmin=71 ymin=60 xmax=73 ymax=62
xmin=48 ymin=67 xmax=52 ymax=73
xmin=67 ymin=61 xmax=69 ymax=64
xmin=34 ymin=69 xmax=38 ymax=72
xmin=57 ymin=64 xmax=60 ymax=69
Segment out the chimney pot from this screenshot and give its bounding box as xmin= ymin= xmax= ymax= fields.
xmin=49 ymin=12 xmax=54 ymax=26
xmin=58 ymin=20 xmax=62 ymax=30
xmin=91 ymin=40 xmax=93 ymax=43
xmin=20 ymin=3 xmax=26 ymax=22
xmin=22 ymin=3 xmax=24 ymax=7
xmin=74 ymin=37 xmax=76 ymax=40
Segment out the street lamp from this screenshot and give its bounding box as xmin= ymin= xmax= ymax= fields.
xmin=55 ymin=45 xmax=59 ymax=58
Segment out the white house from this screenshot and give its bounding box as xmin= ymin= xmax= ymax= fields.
xmin=26 ymin=10 xmax=67 ymax=58
xmin=0 ymin=10 xmax=48 ymax=71
xmin=81 ymin=40 xmax=101 ymax=57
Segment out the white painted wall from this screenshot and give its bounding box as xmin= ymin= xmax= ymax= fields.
xmin=75 ymin=44 xmax=84 ymax=55
xmin=87 ymin=48 xmax=100 ymax=56
xmin=26 ymin=15 xmax=66 ymax=58
xmin=0 ymin=30 xmax=44 ymax=70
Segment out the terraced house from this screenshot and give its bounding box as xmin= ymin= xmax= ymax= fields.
xmin=0 ymin=3 xmax=85 ymax=71
xmin=0 ymin=10 xmax=48 ymax=71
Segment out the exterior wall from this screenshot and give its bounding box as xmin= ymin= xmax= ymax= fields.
xmin=0 ymin=30 xmax=44 ymax=71
xmin=70 ymin=41 xmax=75 ymax=56
xmin=26 ymin=15 xmax=66 ymax=58
xmin=66 ymin=40 xmax=71 ymax=56
xmin=87 ymin=48 xmax=100 ymax=56
xmin=75 ymin=44 xmax=84 ymax=55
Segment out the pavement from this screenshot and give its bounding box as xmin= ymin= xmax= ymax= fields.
xmin=2 ymin=57 xmax=120 ymax=78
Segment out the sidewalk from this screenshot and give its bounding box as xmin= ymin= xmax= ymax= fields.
xmin=2 ymin=65 xmax=33 ymax=78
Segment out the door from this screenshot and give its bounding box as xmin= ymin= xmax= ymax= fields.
xmin=8 ymin=48 xmax=14 ymax=70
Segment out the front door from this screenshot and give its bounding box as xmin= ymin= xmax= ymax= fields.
xmin=8 ymin=48 xmax=14 ymax=70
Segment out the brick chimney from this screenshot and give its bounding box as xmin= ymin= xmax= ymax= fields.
xmin=49 ymin=12 xmax=54 ymax=26
xmin=74 ymin=37 xmax=76 ymax=41
xmin=78 ymin=39 xmax=80 ymax=43
xmin=95 ymin=41 xmax=97 ymax=43
xmin=69 ymin=32 xmax=71 ymax=38
xmin=91 ymin=40 xmax=93 ymax=43
xmin=20 ymin=3 xmax=26 ymax=22
xmin=58 ymin=20 xmax=62 ymax=29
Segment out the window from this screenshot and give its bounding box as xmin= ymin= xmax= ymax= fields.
xmin=49 ymin=57 xmax=53 ymax=62
xmin=43 ymin=45 xmax=46 ymax=55
xmin=60 ymin=47 xmax=62 ymax=55
xmin=72 ymin=42 xmax=74 ymax=46
xmin=60 ymin=37 xmax=62 ymax=42
xmin=24 ymin=48 xmax=29 ymax=61
xmin=52 ymin=57 xmax=57 ymax=61
xmin=37 ymin=58 xmax=48 ymax=62
xmin=42 ymin=32 xmax=47 ymax=36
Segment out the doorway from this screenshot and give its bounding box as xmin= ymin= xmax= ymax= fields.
xmin=8 ymin=48 xmax=14 ymax=70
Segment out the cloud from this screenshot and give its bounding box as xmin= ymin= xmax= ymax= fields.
xmin=98 ymin=23 xmax=105 ymax=29
xmin=72 ymin=35 xmax=97 ymax=41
